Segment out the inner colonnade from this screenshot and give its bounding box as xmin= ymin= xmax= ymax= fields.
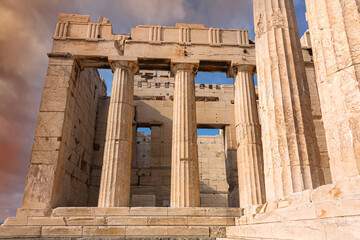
xmin=98 ymin=58 xmax=263 ymax=208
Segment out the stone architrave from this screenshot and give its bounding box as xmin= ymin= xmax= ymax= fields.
xmin=232 ymin=65 xmax=266 ymax=208
xmin=253 ymin=0 xmax=324 ymax=201
xmin=98 ymin=59 xmax=138 ymax=207
xmin=304 ymin=0 xmax=360 ymax=182
xmin=170 ymin=61 xmax=201 ymax=207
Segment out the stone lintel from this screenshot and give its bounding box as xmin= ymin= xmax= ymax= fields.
xmin=47 ymin=52 xmax=73 ymax=59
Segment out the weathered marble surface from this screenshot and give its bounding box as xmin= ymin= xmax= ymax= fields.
xmin=253 ymin=0 xmax=324 ymax=201
xmin=305 ymin=0 xmax=360 ymax=182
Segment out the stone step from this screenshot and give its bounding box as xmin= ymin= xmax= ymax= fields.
xmin=0 ymin=225 xmax=227 ymax=238
xmin=4 ymin=216 xmax=235 ymax=227
xmin=218 ymin=238 xmax=291 ymax=240
xmin=49 ymin=207 xmax=242 ymax=217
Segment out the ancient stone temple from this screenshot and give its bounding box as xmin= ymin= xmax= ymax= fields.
xmin=1 ymin=0 xmax=360 ymax=238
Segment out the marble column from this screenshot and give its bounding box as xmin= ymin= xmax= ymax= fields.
xmin=305 ymin=0 xmax=360 ymax=181
xmin=98 ymin=60 xmax=138 ymax=207
xmin=233 ymin=65 xmax=265 ymax=208
xmin=170 ymin=62 xmax=200 ymax=207
xmin=253 ymin=0 xmax=324 ymax=201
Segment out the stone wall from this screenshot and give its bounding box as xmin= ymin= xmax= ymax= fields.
xmin=129 ymin=131 xmax=229 ymax=207
xmin=87 ymin=97 xmax=109 ymax=206
xmin=59 ymin=68 xmax=106 ymax=207
xmin=198 ymin=134 xmax=229 ymax=207
xmin=21 ymin=58 xmax=107 ymax=210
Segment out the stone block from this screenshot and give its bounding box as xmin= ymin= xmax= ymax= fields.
xmin=310 ymin=183 xmax=339 ymax=202
xmin=130 ymin=207 xmax=167 ymax=216
xmin=311 ymin=176 xmax=360 ymax=202
xmin=44 ymin=75 xmax=72 ymax=89
xmin=107 ymin=216 xmax=147 ymax=226
xmin=226 ymin=220 xmax=326 ymax=240
xmin=147 ymin=217 xmax=187 ymax=226
xmin=3 ymin=217 xmax=28 ymax=226
xmin=284 ymin=190 xmax=311 ymax=206
xmin=167 ymin=226 xmax=210 ymax=236
xmin=315 ymin=198 xmax=360 ymax=218
xmin=125 ymin=226 xmax=168 ymax=236
xmin=35 ymin=112 xmax=64 ymax=137
xmin=323 ymin=217 xmax=360 ymax=240
xmin=167 ymin=207 xmax=206 ymax=216
xmin=188 ymin=217 xmax=235 ymax=226
xmin=91 ymin=207 xmax=129 ymax=216
xmin=66 ymin=216 xmax=104 ymax=226
xmin=83 ymin=226 xmax=126 ymax=237
xmin=32 ymin=137 xmax=61 ymax=151
xmin=22 ymin=165 xmax=58 ymax=209
xmin=46 ymin=64 xmax=74 ymax=78
xmin=40 ymin=88 xmax=68 ymax=112
xmin=251 ymin=211 xmax=282 ymax=224
xmin=206 ymin=208 xmax=241 ymax=217
xmin=52 ymin=207 xmax=91 ymax=217
xmin=275 ymin=203 xmax=317 ymax=221
xmin=16 ymin=208 xmax=52 ymax=217
xmin=30 ymin=150 xmax=58 ymax=165
xmin=210 ymin=226 xmax=226 ymax=238
xmin=41 ymin=226 xmax=83 ymax=237
xmin=28 ymin=217 xmax=65 ymax=226
xmin=0 ymin=226 xmax=41 ymax=237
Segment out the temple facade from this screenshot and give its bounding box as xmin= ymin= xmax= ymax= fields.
xmin=1 ymin=0 xmax=360 ymax=238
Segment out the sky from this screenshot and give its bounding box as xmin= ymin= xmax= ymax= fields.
xmin=0 ymin=0 xmax=308 ymax=223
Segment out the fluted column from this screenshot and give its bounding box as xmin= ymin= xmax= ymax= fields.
xmin=305 ymin=0 xmax=360 ymax=181
xmin=233 ymin=65 xmax=265 ymax=208
xmin=170 ymin=62 xmax=200 ymax=207
xmin=253 ymin=0 xmax=324 ymax=201
xmin=98 ymin=60 xmax=138 ymax=207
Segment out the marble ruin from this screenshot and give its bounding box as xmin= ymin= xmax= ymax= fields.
xmin=1 ymin=0 xmax=360 ymax=238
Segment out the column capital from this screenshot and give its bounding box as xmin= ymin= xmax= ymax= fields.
xmin=227 ymin=64 xmax=255 ymax=78
xmin=170 ymin=59 xmax=200 ymax=77
xmin=108 ymin=56 xmax=139 ymax=74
